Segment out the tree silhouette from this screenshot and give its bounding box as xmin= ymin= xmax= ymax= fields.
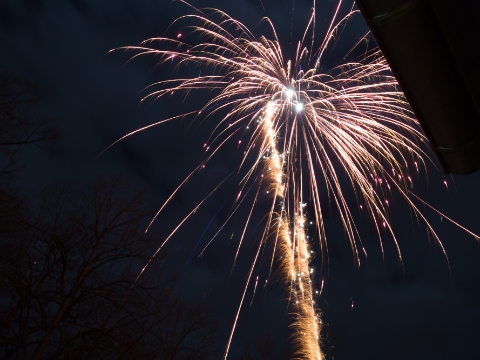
xmin=0 ymin=177 xmax=218 ymax=359
xmin=0 ymin=68 xmax=218 ymax=359
xmin=0 ymin=69 xmax=59 ymax=178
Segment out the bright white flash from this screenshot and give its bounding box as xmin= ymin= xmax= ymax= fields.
xmin=295 ymin=102 xmax=304 ymax=112
xmin=285 ymin=88 xmax=295 ymax=98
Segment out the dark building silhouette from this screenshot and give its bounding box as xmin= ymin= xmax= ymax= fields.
xmin=356 ymin=0 xmax=480 ymax=174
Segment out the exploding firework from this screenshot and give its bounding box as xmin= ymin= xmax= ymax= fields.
xmin=110 ymin=1 xmax=478 ymax=359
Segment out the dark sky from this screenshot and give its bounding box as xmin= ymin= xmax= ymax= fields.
xmin=1 ymin=0 xmax=480 ymax=359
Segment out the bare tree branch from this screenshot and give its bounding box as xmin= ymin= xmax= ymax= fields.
xmin=0 ymin=177 xmax=218 ymax=359
xmin=0 ymin=68 xmax=59 ymax=178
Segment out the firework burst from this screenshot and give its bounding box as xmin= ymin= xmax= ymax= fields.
xmin=110 ymin=1 xmax=478 ymax=358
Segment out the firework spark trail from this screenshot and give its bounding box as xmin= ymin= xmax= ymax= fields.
xmin=264 ymin=101 xmax=321 ymax=357
xmin=113 ymin=2 xmax=479 ymax=359
xmin=258 ymin=101 xmax=321 ymax=358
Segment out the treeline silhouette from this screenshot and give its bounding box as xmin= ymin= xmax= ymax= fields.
xmin=0 ymin=69 xmax=218 ymax=360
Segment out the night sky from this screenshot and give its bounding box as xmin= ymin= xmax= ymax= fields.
xmin=1 ymin=0 xmax=480 ymax=359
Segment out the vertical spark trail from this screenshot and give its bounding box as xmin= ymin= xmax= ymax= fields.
xmin=261 ymin=101 xmax=322 ymax=358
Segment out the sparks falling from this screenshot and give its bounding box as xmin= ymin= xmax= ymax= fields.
xmin=111 ymin=1 xmax=478 ymax=359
